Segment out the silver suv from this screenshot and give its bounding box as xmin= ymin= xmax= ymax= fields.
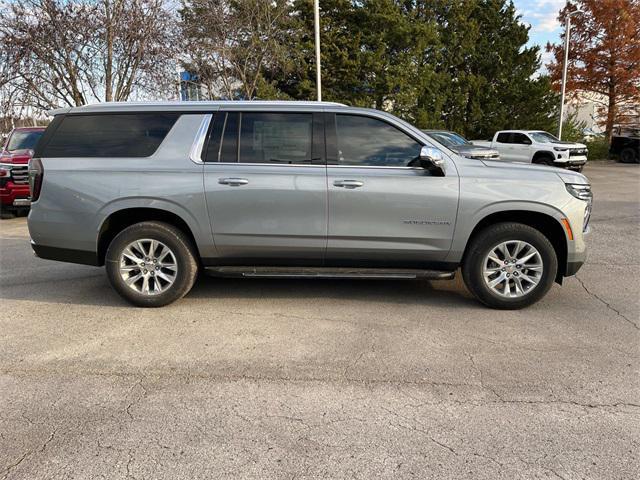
xmin=27 ymin=101 xmax=592 ymax=309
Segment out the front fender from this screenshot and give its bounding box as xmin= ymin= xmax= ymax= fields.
xmin=446 ymin=200 xmax=569 ymax=263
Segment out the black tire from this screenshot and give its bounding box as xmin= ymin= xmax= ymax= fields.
xmin=105 ymin=221 xmax=198 ymax=307
xmin=462 ymin=222 xmax=558 ymax=310
xmin=533 ymin=155 xmax=555 ymax=167
xmin=620 ymin=147 xmax=638 ymax=164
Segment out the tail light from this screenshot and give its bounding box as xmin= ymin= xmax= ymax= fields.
xmin=1 ymin=153 xmax=30 ymax=164
xmin=28 ymin=158 xmax=44 ymax=201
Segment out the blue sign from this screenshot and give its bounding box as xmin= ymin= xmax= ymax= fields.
xmin=180 ymin=71 xmax=194 ymax=82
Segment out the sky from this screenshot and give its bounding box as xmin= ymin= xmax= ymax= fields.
xmin=512 ymin=0 xmax=567 ymax=69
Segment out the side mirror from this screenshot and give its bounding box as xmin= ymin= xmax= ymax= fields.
xmin=419 ymin=146 xmax=446 ymax=176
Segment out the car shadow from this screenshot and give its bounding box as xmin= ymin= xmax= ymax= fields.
xmin=187 ymin=273 xmax=476 ymax=308
xmin=0 ymin=266 xmax=476 ymax=309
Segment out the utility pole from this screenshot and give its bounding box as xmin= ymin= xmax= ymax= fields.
xmin=314 ymin=0 xmax=322 ymax=102
xmin=558 ymin=8 xmax=581 ymax=140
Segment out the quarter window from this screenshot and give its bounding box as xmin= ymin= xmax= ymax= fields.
xmin=41 ymin=113 xmax=179 ymax=157
xmin=335 ymin=115 xmax=422 ymax=167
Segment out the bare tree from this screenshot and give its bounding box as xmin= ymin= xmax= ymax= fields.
xmin=96 ymin=0 xmax=179 ymax=102
xmin=180 ymin=0 xmax=293 ymax=99
xmin=0 ymin=0 xmax=178 ymax=111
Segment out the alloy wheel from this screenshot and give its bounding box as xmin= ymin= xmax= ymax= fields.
xmin=119 ymin=239 xmax=178 ymax=295
xmin=482 ymin=240 xmax=543 ymax=298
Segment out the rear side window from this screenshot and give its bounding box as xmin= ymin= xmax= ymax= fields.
xmin=240 ymin=113 xmax=313 ymax=164
xmin=206 ymin=112 xmax=317 ymax=164
xmin=41 ymin=113 xmax=179 ymax=157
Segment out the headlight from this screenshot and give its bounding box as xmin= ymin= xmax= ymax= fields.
xmin=566 ymin=183 xmax=592 ymax=201
xmin=566 ymin=183 xmax=593 ymax=231
xmin=554 ymin=147 xmax=568 ymax=152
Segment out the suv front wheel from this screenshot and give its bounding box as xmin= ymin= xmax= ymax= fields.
xmin=105 ymin=221 xmax=198 ymax=307
xmin=462 ymin=222 xmax=558 ymax=309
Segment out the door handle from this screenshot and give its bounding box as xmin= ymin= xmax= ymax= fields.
xmin=333 ymin=180 xmax=364 ymax=189
xmin=219 ymin=177 xmax=249 ymax=186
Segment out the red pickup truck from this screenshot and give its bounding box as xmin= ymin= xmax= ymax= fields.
xmin=1 ymin=126 xmax=46 ymax=217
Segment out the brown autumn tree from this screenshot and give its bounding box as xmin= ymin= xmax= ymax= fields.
xmin=546 ymin=0 xmax=640 ymax=138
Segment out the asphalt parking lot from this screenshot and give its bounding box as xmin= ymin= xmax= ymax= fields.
xmin=0 ymin=162 xmax=638 ymax=479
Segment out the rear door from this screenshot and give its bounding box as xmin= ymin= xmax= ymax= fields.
xmin=510 ymin=132 xmax=534 ymax=163
xmin=202 ymin=110 xmax=327 ymax=265
xmin=325 ymin=112 xmax=459 ymax=268
xmin=494 ymin=132 xmax=517 ymax=162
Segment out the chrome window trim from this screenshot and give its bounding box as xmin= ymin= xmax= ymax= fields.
xmin=189 ymin=114 xmax=213 ymax=164
xmin=208 ymin=162 xmax=324 ymax=168
xmin=329 ymin=165 xmax=425 ymax=170
xmin=204 ymin=162 xmax=426 ymax=171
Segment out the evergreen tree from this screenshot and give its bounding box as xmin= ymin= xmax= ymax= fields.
xmin=191 ymin=0 xmax=560 ymax=137
xmin=427 ymin=0 xmax=558 ymax=137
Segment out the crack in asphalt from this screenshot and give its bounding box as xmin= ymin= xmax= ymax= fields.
xmin=124 ymin=376 xmax=148 ymax=421
xmin=343 ymin=350 xmax=366 ymax=379
xmin=465 ymin=351 xmax=504 ymax=401
xmin=462 ymin=352 xmax=640 ymax=410
xmin=388 ymin=416 xmax=505 ymax=470
xmin=0 ymin=451 xmax=29 ymax=480
xmin=1 ymin=368 xmax=638 ymax=411
xmin=575 ymin=275 xmax=639 ymax=330
xmin=126 ymin=448 xmax=136 ymax=480
xmin=1 ymin=430 xmax=55 ymax=480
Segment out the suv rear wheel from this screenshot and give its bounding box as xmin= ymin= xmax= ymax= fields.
xmin=462 ymin=222 xmax=558 ymax=309
xmin=105 ymin=221 xmax=198 ymax=307
xmin=620 ymin=147 xmax=638 ymax=164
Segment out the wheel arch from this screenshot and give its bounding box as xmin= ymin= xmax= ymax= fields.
xmin=462 ymin=210 xmax=569 ymax=282
xmin=97 ymin=207 xmax=201 ymax=266
xmin=532 ymin=150 xmax=555 ymax=163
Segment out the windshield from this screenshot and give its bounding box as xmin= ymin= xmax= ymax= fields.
xmin=529 ymin=131 xmax=559 ymax=143
xmin=442 ymin=132 xmax=469 ymax=145
xmin=6 ymin=130 xmax=43 ymax=151
xmin=426 ymin=131 xmax=468 ymax=148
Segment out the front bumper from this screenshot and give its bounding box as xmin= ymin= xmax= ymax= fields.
xmin=554 ymin=158 xmax=587 ymax=170
xmin=0 ymin=182 xmax=30 ymax=207
xmin=566 ymin=260 xmax=584 ymax=276
xmin=564 ymin=220 xmax=590 ymax=277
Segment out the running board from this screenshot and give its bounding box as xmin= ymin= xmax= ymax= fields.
xmin=204 ymin=266 xmax=455 ymax=280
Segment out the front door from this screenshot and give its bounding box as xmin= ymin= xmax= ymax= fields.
xmin=203 ymin=111 xmax=327 ymax=265
xmin=325 ymin=113 xmax=459 ymax=268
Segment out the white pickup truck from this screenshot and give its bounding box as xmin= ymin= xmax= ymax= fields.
xmin=471 ymin=130 xmax=588 ymax=171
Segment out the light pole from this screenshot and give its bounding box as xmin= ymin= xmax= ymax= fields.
xmin=558 ymin=8 xmax=582 ymax=140
xmin=314 ymin=0 xmax=322 ymax=102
